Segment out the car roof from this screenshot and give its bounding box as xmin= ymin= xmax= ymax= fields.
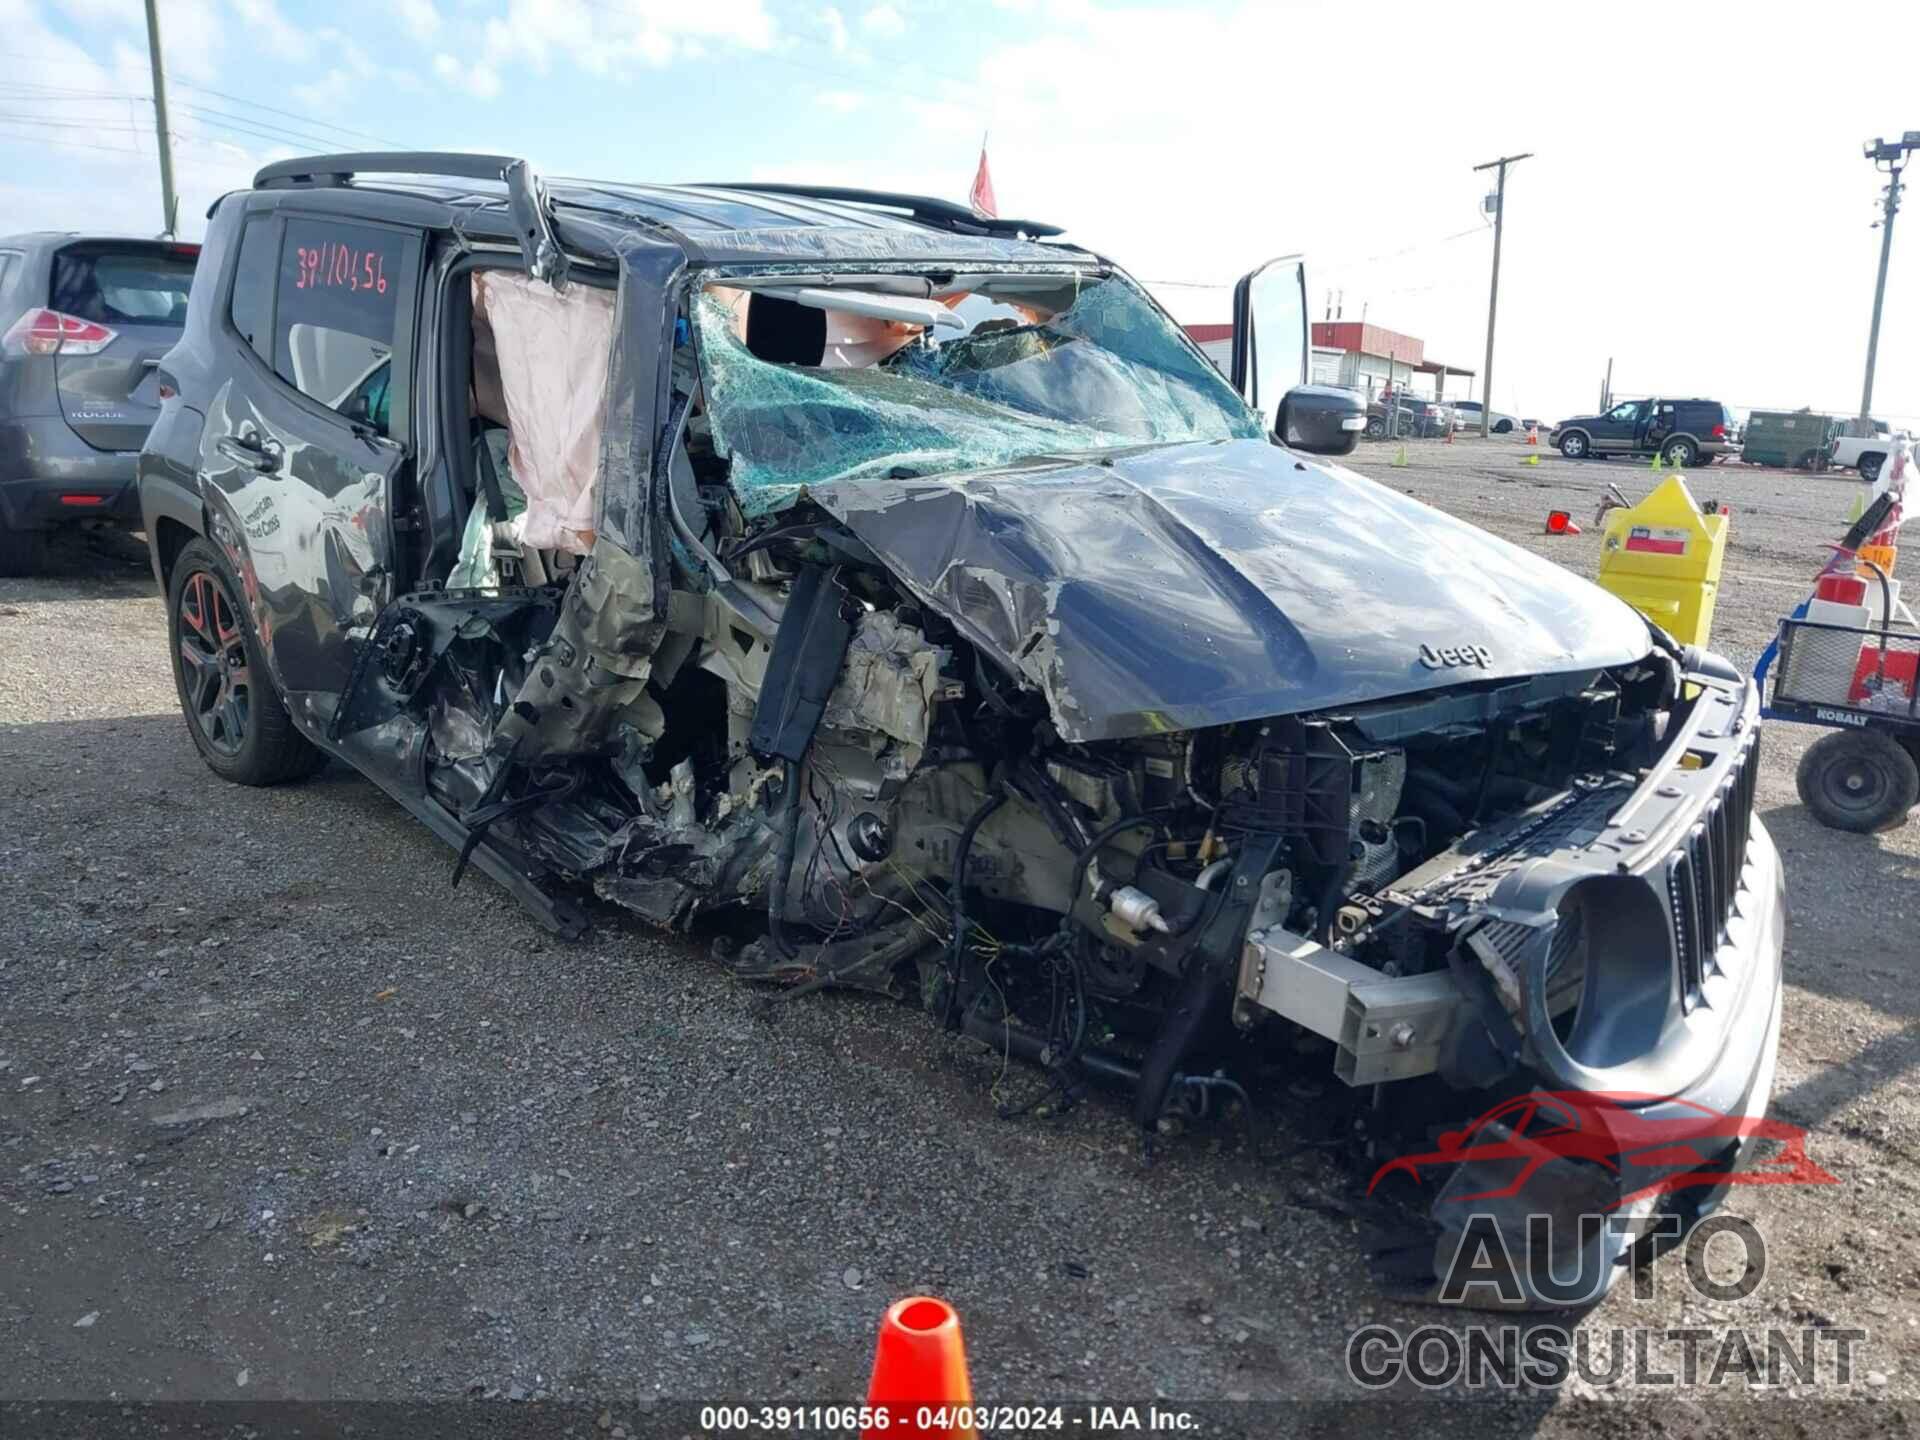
xmin=249 ymin=154 xmax=1089 ymax=269
xmin=0 ymin=232 xmax=199 ymax=251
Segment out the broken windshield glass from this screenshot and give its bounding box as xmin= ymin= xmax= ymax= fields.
xmin=692 ymin=275 xmax=1263 ymax=514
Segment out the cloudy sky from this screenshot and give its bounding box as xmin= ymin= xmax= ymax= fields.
xmin=5 ymin=0 xmax=1918 ymax=425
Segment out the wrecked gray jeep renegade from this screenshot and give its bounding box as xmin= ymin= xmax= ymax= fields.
xmin=141 ymin=155 xmax=1784 ymax=1303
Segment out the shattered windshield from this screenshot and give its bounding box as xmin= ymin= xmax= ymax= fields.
xmin=692 ymin=273 xmax=1263 ymax=514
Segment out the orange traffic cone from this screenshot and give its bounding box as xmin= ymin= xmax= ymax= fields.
xmin=865 ymin=1297 xmax=975 ymax=1438
xmin=1527 ymin=423 xmax=1539 ymax=445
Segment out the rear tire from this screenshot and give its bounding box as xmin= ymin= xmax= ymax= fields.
xmin=0 ymin=523 xmax=47 ymax=577
xmin=166 ymin=537 xmax=325 ymax=786
xmin=1364 ymin=415 xmax=1387 ymax=440
xmin=1663 ymin=437 xmax=1698 ymax=468
xmin=1860 ymin=453 xmax=1885 ymax=483
xmin=1796 ymin=730 xmax=1918 ymax=833
xmin=1558 ymin=431 xmax=1589 ymax=459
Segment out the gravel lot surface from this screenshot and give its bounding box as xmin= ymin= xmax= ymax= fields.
xmin=2 ymin=438 xmax=1916 ymax=1436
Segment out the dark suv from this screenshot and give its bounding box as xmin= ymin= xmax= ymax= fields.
xmin=140 ymin=153 xmax=1783 ymax=1304
xmin=1549 ymin=396 xmax=1735 ymax=466
xmin=0 ymin=233 xmax=199 ymax=573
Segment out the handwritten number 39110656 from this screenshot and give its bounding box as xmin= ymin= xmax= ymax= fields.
xmin=294 ymin=243 xmax=387 ymax=295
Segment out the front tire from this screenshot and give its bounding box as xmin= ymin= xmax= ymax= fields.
xmin=1364 ymin=415 xmax=1387 ymax=440
xmin=166 ymin=537 xmax=324 ymax=786
xmin=1796 ymin=730 xmax=1918 ymax=833
xmin=1494 ymin=419 xmax=1513 ymax=434
xmin=1558 ymin=431 xmax=1589 ymax=459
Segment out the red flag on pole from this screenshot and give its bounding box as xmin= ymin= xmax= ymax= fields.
xmin=969 ymin=142 xmax=997 ymax=219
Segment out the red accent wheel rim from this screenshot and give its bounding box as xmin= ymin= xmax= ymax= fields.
xmin=176 ymin=568 xmax=250 ymax=756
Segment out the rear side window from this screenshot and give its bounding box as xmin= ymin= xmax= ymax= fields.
xmin=273 ymin=217 xmax=405 ymax=435
xmin=229 ymin=217 xmax=276 ymax=362
xmin=0 ymin=251 xmax=19 ymax=292
xmin=50 ymin=247 xmax=195 ymax=325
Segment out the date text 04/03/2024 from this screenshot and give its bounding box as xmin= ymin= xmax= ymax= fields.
xmin=697 ymin=1404 xmax=1199 ymax=1432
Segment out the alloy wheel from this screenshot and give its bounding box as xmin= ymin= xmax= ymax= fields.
xmin=176 ymin=568 xmax=251 ymax=756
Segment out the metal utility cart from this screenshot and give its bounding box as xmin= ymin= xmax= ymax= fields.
xmin=1755 ymin=559 xmax=1920 ymax=832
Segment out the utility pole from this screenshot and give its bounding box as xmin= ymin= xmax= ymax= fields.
xmin=1859 ymin=133 xmax=1919 ymax=425
xmin=142 ymin=0 xmax=179 ymax=237
xmin=1601 ymin=356 xmax=1613 ymax=411
xmin=1472 ymin=151 xmax=1532 ymax=438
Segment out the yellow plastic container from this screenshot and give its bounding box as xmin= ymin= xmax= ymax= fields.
xmin=1595 ymin=475 xmax=1729 ymax=647
xmin=1857 ymin=542 xmax=1897 ymax=575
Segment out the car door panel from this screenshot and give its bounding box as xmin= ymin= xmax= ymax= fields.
xmin=1588 ymin=402 xmax=1639 ymax=453
xmin=200 ymin=372 xmax=406 ymax=721
xmin=197 ymin=211 xmax=421 ymax=732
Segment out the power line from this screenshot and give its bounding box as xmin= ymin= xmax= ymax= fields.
xmin=0 ymin=51 xmax=403 ymax=149
xmin=0 ymin=83 xmax=377 ymax=155
xmin=173 ymin=100 xmax=378 ymax=153
xmin=0 ymin=112 xmax=150 ymax=133
xmin=0 ymin=127 xmax=142 ymax=157
xmin=170 ymin=78 xmax=403 ymax=148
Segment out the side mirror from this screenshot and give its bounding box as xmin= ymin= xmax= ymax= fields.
xmin=1276 ymin=384 xmax=1365 ymax=457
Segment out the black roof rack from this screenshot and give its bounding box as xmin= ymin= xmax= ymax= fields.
xmin=243 ymin=160 xmax=1067 ymax=249
xmin=253 ymin=151 xmax=519 ymax=189
xmin=686 ymin=182 xmax=1064 ymax=238
xmin=254 ymin=152 xmax=571 ymax=289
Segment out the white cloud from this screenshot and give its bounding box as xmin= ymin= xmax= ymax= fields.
xmin=816 ymin=89 xmax=864 ymax=113
xmin=228 ymin=0 xmax=310 ymax=60
xmin=434 ymin=51 xmax=501 ymax=99
xmin=860 ymin=2 xmax=904 ymax=37
xmin=293 ymin=67 xmax=357 ymax=112
xmin=480 ymin=0 xmax=777 ymax=78
xmin=396 ymin=0 xmax=442 ymax=42
xmin=818 ymin=5 xmax=848 ymax=54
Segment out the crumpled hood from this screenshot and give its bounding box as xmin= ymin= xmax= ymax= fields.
xmin=813 ymin=439 xmax=1652 ymax=743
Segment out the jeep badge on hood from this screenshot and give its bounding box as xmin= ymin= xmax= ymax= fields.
xmin=1419 ymin=642 xmax=1494 ymax=669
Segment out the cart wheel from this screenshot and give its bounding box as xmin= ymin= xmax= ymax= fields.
xmin=1796 ymin=730 xmax=1920 ymax=833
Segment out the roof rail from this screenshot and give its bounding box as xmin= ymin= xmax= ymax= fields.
xmin=253 ymin=151 xmax=522 ymax=190
xmin=687 ymin=182 xmax=1064 ymax=238
xmin=254 ymin=152 xmax=570 ymax=290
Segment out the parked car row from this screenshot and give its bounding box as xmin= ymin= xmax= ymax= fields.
xmin=1450 ymin=399 xmax=1519 ymax=434
xmin=1359 ymin=393 xmax=1522 ymax=441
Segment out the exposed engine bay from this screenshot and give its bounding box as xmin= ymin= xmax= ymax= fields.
xmin=317 ymin=260 xmax=1766 ymax=1174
